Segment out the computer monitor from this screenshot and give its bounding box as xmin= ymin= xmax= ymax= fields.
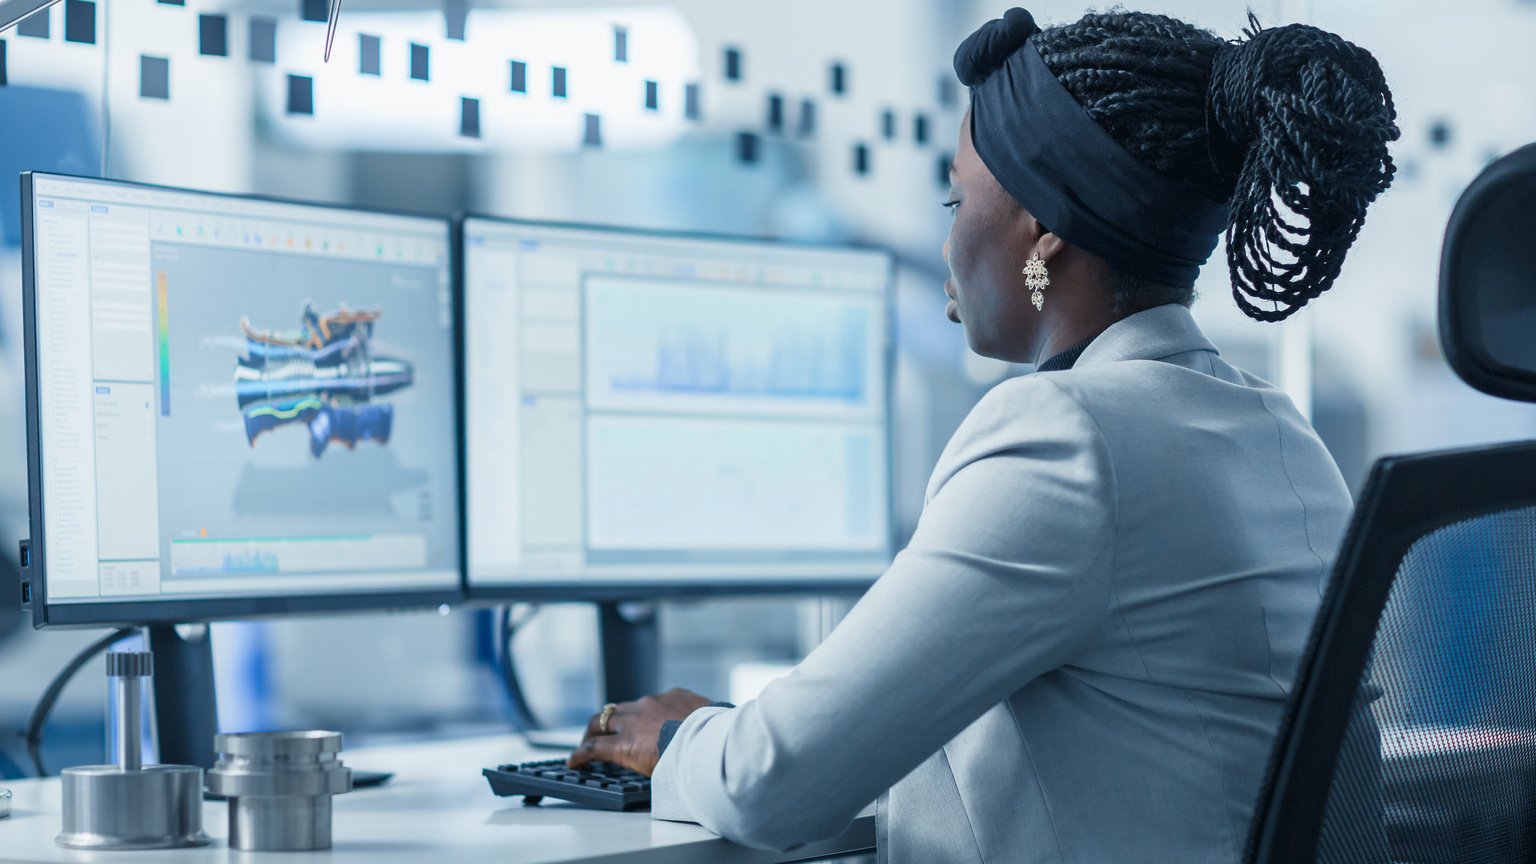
xmin=460 ymin=216 xmax=895 ymax=599
xmin=20 ymin=173 xmax=462 ymax=629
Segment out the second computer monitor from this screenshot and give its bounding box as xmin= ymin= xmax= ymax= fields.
xmin=462 ymin=218 xmax=895 ymax=595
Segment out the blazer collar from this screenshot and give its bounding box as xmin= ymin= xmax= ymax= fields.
xmin=1073 ymin=303 xmax=1219 ymax=368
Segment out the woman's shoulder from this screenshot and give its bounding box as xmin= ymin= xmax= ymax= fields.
xmin=958 ymin=355 xmax=1296 ymax=456
xmin=938 ymin=373 xmax=1107 ymax=472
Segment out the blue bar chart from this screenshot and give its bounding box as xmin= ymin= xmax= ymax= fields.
xmin=584 ymin=277 xmax=882 ymax=419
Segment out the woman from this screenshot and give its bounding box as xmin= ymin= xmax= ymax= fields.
xmin=570 ymin=8 xmax=1398 ymax=861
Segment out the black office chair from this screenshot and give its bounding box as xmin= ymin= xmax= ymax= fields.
xmin=1244 ymin=143 xmax=1536 ymax=864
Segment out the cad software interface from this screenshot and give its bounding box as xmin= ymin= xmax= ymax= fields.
xmin=464 ymin=219 xmax=894 ymax=587
xmin=29 ymin=175 xmax=459 ymax=605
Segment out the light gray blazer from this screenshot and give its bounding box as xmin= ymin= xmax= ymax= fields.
xmin=651 ymin=304 xmax=1354 ymax=863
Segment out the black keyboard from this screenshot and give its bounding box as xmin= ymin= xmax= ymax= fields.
xmin=482 ymin=759 xmax=651 ymax=812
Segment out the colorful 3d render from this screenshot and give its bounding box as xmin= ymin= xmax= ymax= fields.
xmin=235 ymin=302 xmax=414 ymax=457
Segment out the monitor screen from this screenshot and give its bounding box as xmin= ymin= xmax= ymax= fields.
xmin=22 ymin=174 xmax=460 ymax=625
xmin=462 ymin=217 xmax=895 ymax=594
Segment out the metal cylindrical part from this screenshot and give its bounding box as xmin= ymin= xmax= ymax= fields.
xmin=115 ymin=676 xmax=141 ymax=772
xmin=207 ymin=731 xmax=351 ymax=852
xmin=56 ymin=765 xmax=208 ymax=850
xmin=106 ymin=652 xmax=151 ymax=773
xmin=230 ymin=796 xmax=332 ymax=851
xmin=56 ymin=651 xmax=205 ymax=851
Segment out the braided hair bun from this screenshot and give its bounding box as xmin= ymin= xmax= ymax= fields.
xmin=1031 ymin=11 xmax=1400 ymax=321
xmin=1209 ymin=17 xmax=1399 ymax=321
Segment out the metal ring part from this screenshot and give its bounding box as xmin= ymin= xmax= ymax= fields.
xmin=207 ymin=731 xmax=352 ymax=852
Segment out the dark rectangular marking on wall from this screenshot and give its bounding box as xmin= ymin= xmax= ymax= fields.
xmin=286 ymin=74 xmax=314 ymax=114
xmin=798 ymin=99 xmax=816 ymax=137
xmin=140 ymin=55 xmax=170 ymax=99
xmin=737 ymin=131 xmax=760 ymax=164
xmin=249 ymin=17 xmax=277 ymax=63
xmin=444 ymin=0 xmax=467 ymax=41
xmin=64 ymin=1 xmax=95 ymax=44
xmin=551 ymin=65 xmax=567 ymax=97
xmin=460 ymin=97 xmax=480 ymax=137
xmin=410 ymin=42 xmax=429 ymax=81
xmin=17 ymin=9 xmax=49 ymax=39
xmin=199 ymin=14 xmax=228 ymax=57
xmin=939 ymin=76 xmax=958 ymax=108
xmin=509 ymin=59 xmax=527 ymax=92
xmin=359 ymin=34 xmax=380 ymax=75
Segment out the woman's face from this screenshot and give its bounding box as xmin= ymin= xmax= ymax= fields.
xmin=942 ymin=114 xmax=1038 ymax=363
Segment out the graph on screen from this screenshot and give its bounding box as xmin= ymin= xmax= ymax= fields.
xmin=463 ymin=215 xmax=894 ymax=587
xmin=584 ymin=277 xmax=883 ymax=419
xmin=585 ymin=415 xmax=881 ymax=552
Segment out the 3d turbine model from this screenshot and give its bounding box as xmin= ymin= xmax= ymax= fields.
xmin=235 ymin=302 xmax=414 ymax=457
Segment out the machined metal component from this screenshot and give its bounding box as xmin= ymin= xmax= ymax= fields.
xmin=57 ymin=765 xmax=206 ymax=849
xmin=1 ymin=787 xmax=12 ymax=819
xmin=107 ymin=651 xmax=150 ymax=772
xmin=206 ymin=731 xmax=352 ymax=851
xmin=56 ymin=652 xmax=208 ymax=850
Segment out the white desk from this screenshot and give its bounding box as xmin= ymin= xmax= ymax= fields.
xmin=0 ymin=735 xmax=875 ymax=863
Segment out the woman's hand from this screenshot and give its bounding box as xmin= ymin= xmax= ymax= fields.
xmin=567 ymin=688 xmax=715 ymax=776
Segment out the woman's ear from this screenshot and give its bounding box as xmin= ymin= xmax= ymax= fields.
xmin=1036 ymin=231 xmax=1067 ymax=265
xmin=1014 ymin=210 xmax=1065 ymax=264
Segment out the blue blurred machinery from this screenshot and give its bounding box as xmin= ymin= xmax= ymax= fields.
xmin=0 ymin=85 xmax=99 ymax=249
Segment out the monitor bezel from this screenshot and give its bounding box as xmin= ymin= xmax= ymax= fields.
xmin=455 ymin=212 xmax=898 ymax=602
xmin=21 ymin=171 xmax=465 ymax=628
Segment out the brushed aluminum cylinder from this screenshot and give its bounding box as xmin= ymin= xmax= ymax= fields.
xmin=56 ymin=764 xmax=208 ymax=850
xmin=105 ymin=652 xmax=151 ymax=772
xmin=231 ymin=795 xmax=332 ymax=851
xmin=207 ymin=731 xmax=351 ymax=852
xmin=115 ymin=675 xmax=142 ymax=772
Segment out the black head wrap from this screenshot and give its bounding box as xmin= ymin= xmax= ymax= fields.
xmin=955 ymin=8 xmax=1230 ymax=289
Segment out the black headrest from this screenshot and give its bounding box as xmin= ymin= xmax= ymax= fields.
xmin=1440 ymin=142 xmax=1536 ymax=403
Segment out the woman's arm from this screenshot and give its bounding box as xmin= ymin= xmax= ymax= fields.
xmin=660 ymin=376 xmax=1117 ymax=850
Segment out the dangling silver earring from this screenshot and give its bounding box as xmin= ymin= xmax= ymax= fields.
xmin=1023 ymin=252 xmax=1050 ymax=311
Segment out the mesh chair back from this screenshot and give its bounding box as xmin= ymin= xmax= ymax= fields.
xmin=1246 ymin=441 xmax=1536 ymax=864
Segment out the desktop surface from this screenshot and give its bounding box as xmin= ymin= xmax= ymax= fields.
xmin=0 ymin=734 xmax=876 ymax=864
xmin=22 ymin=174 xmax=461 ymax=626
xmin=462 ymin=217 xmax=896 ymax=595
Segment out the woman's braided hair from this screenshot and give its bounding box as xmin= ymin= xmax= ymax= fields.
xmin=1031 ymin=11 xmax=1400 ymax=321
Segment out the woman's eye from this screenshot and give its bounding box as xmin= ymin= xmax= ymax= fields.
xmin=942 ymin=199 xmax=959 ymax=215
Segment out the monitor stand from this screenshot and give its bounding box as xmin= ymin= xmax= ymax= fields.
xmin=147 ymin=623 xmax=219 ymax=770
xmin=597 ymin=601 xmax=660 ymax=704
xmin=145 ymin=623 xmax=391 ymax=788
